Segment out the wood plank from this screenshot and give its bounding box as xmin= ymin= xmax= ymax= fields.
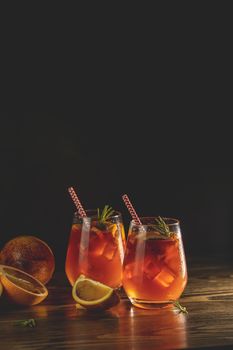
xmin=1 ymin=259 xmax=233 ymax=349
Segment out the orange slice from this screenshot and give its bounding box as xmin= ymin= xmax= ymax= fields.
xmin=0 ymin=265 xmax=48 ymax=305
xmin=72 ymin=274 xmax=120 ymax=310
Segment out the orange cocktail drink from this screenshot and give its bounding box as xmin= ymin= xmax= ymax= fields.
xmin=65 ymin=209 xmax=126 ymax=288
xmin=122 ymin=217 xmax=187 ymax=308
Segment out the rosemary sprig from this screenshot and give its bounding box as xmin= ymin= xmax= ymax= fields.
xmin=173 ymin=301 xmax=188 ymax=314
xmin=15 ymin=319 xmax=36 ymax=327
xmin=154 ymin=216 xmax=172 ymax=238
xmin=97 ymin=205 xmax=115 ymax=223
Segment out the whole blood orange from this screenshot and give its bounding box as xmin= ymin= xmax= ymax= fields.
xmin=0 ymin=236 xmax=55 ymax=284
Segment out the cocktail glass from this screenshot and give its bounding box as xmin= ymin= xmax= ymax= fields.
xmin=122 ymin=217 xmax=187 ymax=309
xmin=65 ymin=210 xmax=126 ymax=288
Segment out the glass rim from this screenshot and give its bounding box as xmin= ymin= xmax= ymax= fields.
xmin=130 ymin=216 xmax=180 ymax=227
xmin=73 ymin=209 xmax=122 ymax=220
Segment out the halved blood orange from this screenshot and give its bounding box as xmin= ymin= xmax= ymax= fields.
xmin=0 ymin=265 xmax=48 ymax=305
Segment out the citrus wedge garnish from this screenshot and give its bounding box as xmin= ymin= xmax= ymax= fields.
xmin=0 ymin=265 xmax=48 ymax=305
xmin=72 ymin=274 xmax=120 ymax=310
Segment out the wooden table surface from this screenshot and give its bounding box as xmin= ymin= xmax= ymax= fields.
xmin=1 ymin=258 xmax=233 ymax=350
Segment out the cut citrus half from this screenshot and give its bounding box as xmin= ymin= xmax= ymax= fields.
xmin=72 ymin=274 xmax=120 ymax=310
xmin=0 ymin=265 xmax=48 ymax=305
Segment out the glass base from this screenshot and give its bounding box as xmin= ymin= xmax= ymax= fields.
xmin=129 ymin=297 xmax=173 ymax=309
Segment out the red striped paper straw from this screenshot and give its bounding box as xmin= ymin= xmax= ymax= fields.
xmin=122 ymin=194 xmax=142 ymax=225
xmin=68 ymin=187 xmax=87 ymax=217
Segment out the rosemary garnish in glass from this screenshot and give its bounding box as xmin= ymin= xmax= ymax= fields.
xmin=96 ymin=205 xmax=115 ymax=229
xmin=154 ymin=216 xmax=173 ymax=238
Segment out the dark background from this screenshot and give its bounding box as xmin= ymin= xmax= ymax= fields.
xmin=1 ymin=17 xmax=233 ymax=269
xmin=0 ymin=111 xmax=232 ymax=270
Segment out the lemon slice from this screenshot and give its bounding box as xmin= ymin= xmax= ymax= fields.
xmin=72 ymin=274 xmax=120 ymax=310
xmin=0 ymin=264 xmax=48 ymax=305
